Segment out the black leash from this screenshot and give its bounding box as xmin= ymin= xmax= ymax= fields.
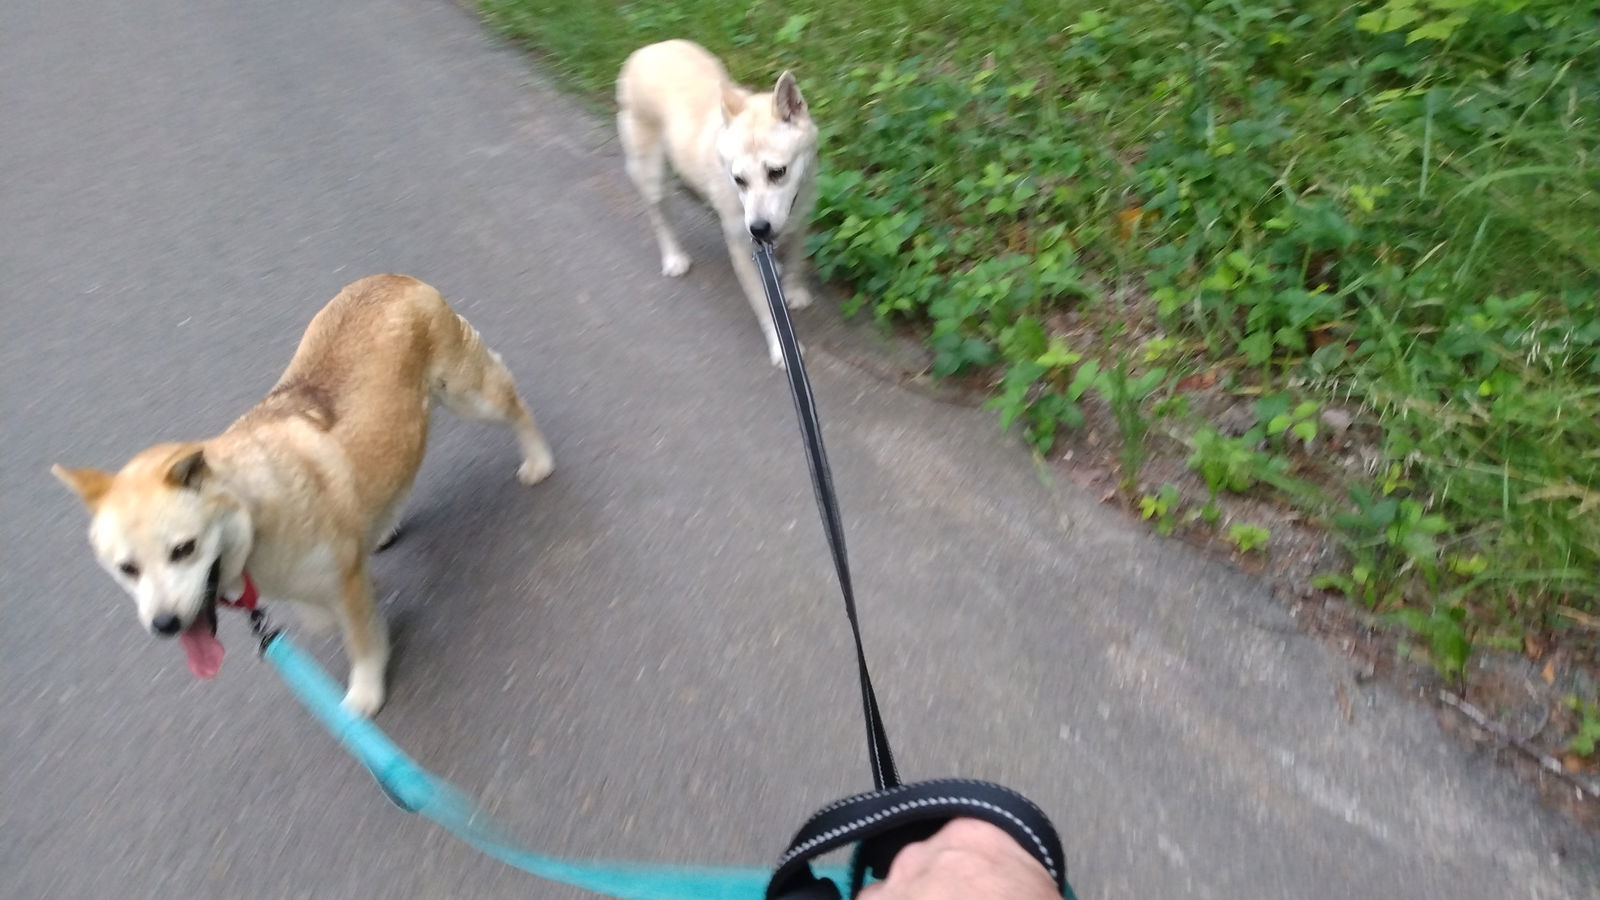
xmin=750 ymin=243 xmax=1071 ymax=899
xmin=754 ymin=243 xmax=898 ymax=793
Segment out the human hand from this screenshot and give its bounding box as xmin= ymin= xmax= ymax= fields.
xmin=856 ymin=819 xmax=1058 ymax=900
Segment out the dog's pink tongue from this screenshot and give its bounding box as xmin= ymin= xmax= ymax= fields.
xmin=179 ymin=623 xmax=224 ymax=679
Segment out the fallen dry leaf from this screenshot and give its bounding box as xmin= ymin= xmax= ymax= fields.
xmin=1524 ymin=634 xmax=1546 ymax=660
xmin=1006 ymin=222 xmax=1029 ymax=253
xmin=1175 ymin=370 xmax=1218 ymax=392
xmin=1542 ymin=660 xmax=1556 ymax=685
xmin=1556 ymin=605 xmax=1600 ymax=629
xmin=1116 ymin=206 xmax=1147 ymax=241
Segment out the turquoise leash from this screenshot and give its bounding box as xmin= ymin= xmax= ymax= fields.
xmin=263 ymin=633 xmax=846 ymax=900
xmin=240 ymin=242 xmax=1073 ymax=900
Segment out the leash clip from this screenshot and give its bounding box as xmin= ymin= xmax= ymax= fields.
xmin=248 ymin=607 xmax=281 ymax=656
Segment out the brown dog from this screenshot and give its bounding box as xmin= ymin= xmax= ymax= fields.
xmin=52 ymin=274 xmax=554 ymax=716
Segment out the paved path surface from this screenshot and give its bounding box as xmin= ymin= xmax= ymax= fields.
xmin=2 ymin=0 xmax=1593 ymax=896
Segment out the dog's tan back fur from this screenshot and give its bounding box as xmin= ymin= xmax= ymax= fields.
xmin=230 ymin=275 xmax=468 ymax=521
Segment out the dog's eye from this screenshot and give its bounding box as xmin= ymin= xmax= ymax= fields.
xmin=767 ymin=166 xmax=787 ymax=182
xmin=119 ymin=561 xmax=140 ymax=579
xmin=169 ymin=539 xmax=197 ymax=563
xmin=733 ymin=175 xmax=749 ymax=189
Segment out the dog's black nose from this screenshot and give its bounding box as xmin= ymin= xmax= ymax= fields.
xmin=748 ymin=219 xmax=773 ymax=240
xmin=151 ymin=614 xmax=182 ymax=637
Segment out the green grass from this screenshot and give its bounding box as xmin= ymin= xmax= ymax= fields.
xmin=479 ymin=0 xmax=1600 ymax=672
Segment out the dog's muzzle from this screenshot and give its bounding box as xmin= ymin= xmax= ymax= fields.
xmin=152 ymin=558 xmax=222 ymax=638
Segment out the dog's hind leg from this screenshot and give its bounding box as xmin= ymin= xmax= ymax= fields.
xmin=371 ymin=493 xmax=408 ymax=553
xmin=338 ymin=562 xmax=389 ymax=717
xmin=618 ymin=111 xmax=691 ymax=277
xmin=432 ymin=316 xmax=555 ymax=486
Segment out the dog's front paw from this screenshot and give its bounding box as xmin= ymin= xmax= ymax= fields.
xmin=341 ymin=680 xmax=385 ymax=718
xmin=782 ymin=283 xmax=814 ymax=310
xmin=768 ymin=342 xmax=806 ymax=369
xmin=375 ymin=524 xmax=404 ymax=553
xmin=661 ymin=251 xmax=691 ymax=277
xmin=517 ymin=452 xmax=554 ymax=486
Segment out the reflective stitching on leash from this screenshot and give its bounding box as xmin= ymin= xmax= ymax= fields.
xmin=940 ymin=778 xmax=1052 ymax=823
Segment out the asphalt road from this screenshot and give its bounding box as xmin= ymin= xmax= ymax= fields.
xmin=1 ymin=0 xmax=1594 ymax=897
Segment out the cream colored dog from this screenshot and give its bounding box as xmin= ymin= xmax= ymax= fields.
xmin=617 ymin=39 xmax=819 ymax=368
xmin=51 ymin=275 xmax=554 ymax=716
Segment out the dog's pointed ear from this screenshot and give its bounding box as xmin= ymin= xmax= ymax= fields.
xmin=52 ymin=464 xmax=114 ymax=510
xmin=165 ymin=446 xmax=208 ymax=490
xmin=773 ymin=71 xmax=807 ymax=123
xmin=720 ymin=84 xmax=750 ymax=122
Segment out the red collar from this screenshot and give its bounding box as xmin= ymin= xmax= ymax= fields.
xmin=219 ymin=572 xmax=259 ymax=611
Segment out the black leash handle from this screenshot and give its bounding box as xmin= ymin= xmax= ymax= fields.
xmin=752 ymin=242 xmax=899 ymax=792
xmin=768 ymin=778 xmax=1069 ymax=899
xmin=750 ymin=243 xmax=1071 ymax=898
